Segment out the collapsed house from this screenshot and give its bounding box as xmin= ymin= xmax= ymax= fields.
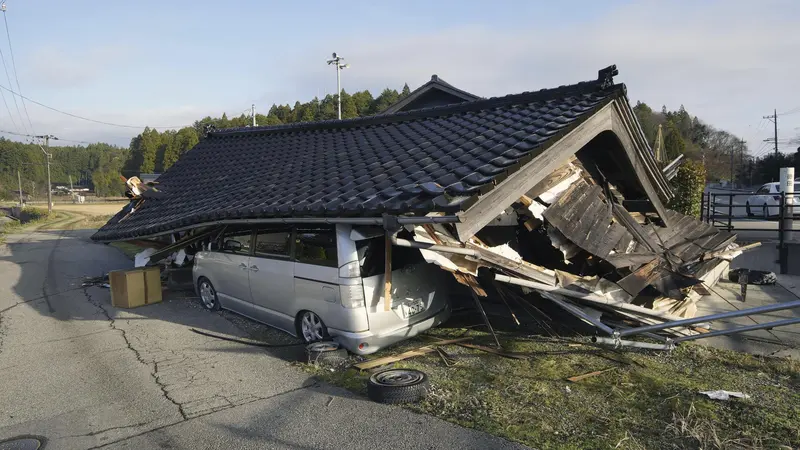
xmin=93 ymin=65 xmax=746 ymax=348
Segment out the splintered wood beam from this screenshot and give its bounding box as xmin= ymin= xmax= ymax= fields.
xmin=352 ymin=337 xmax=472 ymax=370
xmin=384 ymin=233 xmax=392 ymax=312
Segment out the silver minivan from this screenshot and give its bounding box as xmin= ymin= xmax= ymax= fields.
xmin=193 ymin=224 xmax=453 ymax=355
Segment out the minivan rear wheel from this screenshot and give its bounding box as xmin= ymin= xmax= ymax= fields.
xmin=297 ymin=311 xmax=327 ymax=342
xmin=198 ymin=277 xmax=221 ymax=311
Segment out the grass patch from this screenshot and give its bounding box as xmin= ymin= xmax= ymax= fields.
xmin=305 ymin=328 xmax=800 ymax=449
xmin=0 ymin=207 xmax=64 ymax=240
xmin=75 ymin=214 xmax=113 ymax=229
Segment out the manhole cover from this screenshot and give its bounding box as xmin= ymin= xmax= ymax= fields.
xmin=0 ymin=437 xmax=44 ymax=450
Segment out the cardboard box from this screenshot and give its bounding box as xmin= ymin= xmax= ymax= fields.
xmin=109 ymin=267 xmax=162 ymax=308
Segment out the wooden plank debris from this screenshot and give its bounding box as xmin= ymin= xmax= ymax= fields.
xmin=567 ymin=367 xmax=617 ymax=382
xmin=456 ymin=343 xmax=528 ymax=360
xmin=353 ymin=338 xmax=472 ymax=370
xmin=384 ymin=233 xmax=392 ymax=312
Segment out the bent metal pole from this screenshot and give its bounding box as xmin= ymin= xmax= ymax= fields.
xmin=672 ymin=317 xmax=800 ymax=343
xmin=617 ymin=300 xmax=800 ymax=337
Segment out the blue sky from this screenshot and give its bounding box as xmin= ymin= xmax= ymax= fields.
xmin=2 ymin=0 xmax=799 ymax=157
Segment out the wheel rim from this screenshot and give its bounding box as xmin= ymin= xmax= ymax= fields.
xmin=307 ymin=342 xmax=339 ymax=353
xmin=199 ymin=281 xmax=216 ymax=309
xmin=371 ymin=369 xmax=424 ymax=387
xmin=301 ymin=312 xmax=324 ymax=341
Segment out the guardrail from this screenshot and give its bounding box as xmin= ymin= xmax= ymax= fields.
xmin=701 ymin=191 xmax=798 ymax=274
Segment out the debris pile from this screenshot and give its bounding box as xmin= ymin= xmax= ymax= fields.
xmin=396 ymin=156 xmax=755 ymax=346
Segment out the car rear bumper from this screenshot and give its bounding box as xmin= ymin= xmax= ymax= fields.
xmin=328 ymin=305 xmax=452 ymax=355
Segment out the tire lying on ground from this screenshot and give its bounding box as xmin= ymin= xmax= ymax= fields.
xmin=306 ymin=341 xmax=348 ymax=364
xmin=729 ymin=268 xmax=777 ymax=285
xmin=367 ymin=369 xmax=430 ymax=404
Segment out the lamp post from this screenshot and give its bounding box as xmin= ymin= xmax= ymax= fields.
xmin=326 ymin=52 xmax=349 ymax=119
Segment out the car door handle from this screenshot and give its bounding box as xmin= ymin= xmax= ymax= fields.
xmin=239 ymin=263 xmax=248 ymax=270
xmin=250 ymin=265 xmax=259 ymax=272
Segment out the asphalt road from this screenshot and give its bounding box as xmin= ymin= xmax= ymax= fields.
xmin=0 ymin=228 xmax=526 ymax=449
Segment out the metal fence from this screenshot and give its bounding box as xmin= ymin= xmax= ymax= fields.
xmin=700 ymin=191 xmax=798 ymax=274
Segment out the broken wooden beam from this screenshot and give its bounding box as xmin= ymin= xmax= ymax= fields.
xmin=567 ymin=367 xmax=617 ymax=382
xmin=353 ymin=337 xmax=472 ymax=370
xmin=384 ymin=233 xmax=392 ymax=312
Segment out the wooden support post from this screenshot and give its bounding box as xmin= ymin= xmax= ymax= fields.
xmin=384 ymin=233 xmax=392 ymax=312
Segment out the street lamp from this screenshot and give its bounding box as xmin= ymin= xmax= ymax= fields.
xmin=326 ymin=52 xmax=349 ymax=120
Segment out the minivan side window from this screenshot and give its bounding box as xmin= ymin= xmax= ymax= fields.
xmin=220 ymin=229 xmax=253 ymax=255
xmin=254 ymin=229 xmax=291 ymax=258
xmin=295 ymin=227 xmax=337 ymax=267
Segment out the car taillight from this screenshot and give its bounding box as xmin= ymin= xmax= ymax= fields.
xmin=340 ymin=284 xmax=365 ymax=309
xmin=339 ymin=261 xmax=361 ymax=278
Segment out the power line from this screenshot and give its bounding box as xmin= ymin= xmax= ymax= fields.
xmin=0 ymin=82 xmax=188 ymax=129
xmin=2 ymin=4 xmax=34 ymax=135
xmin=778 ymin=106 xmax=800 ymax=116
xmin=0 ymin=37 xmax=25 ymax=134
xmin=0 ymin=127 xmax=94 ymax=145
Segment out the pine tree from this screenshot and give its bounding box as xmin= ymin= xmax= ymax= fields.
xmin=401 ymin=83 xmax=411 ymax=98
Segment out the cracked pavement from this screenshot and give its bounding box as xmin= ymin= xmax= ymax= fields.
xmin=0 ymin=228 xmax=527 ymax=449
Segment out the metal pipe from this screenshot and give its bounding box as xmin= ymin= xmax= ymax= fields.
xmin=618 ymin=300 xmax=800 ymax=337
xmin=96 ymin=215 xmax=461 ymax=242
xmin=493 ymin=274 xmax=686 ymax=322
xmin=540 ymin=292 xmax=615 ymax=335
xmin=391 ymin=237 xmax=479 ymax=256
xmin=673 ymin=317 xmax=800 ymax=343
xmin=592 ymin=336 xmax=672 ymax=351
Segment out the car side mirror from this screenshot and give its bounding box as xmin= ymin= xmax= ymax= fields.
xmin=224 ymin=239 xmax=242 ymax=252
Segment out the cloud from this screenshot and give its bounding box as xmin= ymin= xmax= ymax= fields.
xmin=15 ymin=0 xmax=800 ymax=151
xmin=267 ymin=0 xmax=800 ymax=153
xmin=24 ymin=45 xmax=125 ymax=89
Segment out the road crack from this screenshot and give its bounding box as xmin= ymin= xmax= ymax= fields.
xmin=82 ymin=286 xmax=188 ymax=420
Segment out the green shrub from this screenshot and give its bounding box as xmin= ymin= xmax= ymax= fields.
xmin=668 ymin=160 xmax=706 ymax=217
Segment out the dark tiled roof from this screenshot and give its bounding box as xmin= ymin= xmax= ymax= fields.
xmin=93 ymin=72 xmax=624 ymax=241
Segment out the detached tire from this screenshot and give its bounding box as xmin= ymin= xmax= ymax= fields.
xmin=306 ymin=342 xmax=348 ymax=364
xmin=367 ymin=369 xmax=429 ymax=404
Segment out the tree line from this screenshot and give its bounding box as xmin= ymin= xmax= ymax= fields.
xmin=0 ymin=138 xmax=127 ymax=199
xmin=123 ymin=85 xmax=412 ymax=177
xmin=6 ymin=83 xmax=792 ymax=201
xmin=633 ymin=102 xmax=800 ymax=187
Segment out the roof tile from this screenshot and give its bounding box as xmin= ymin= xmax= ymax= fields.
xmin=93 ymin=75 xmax=622 ymax=241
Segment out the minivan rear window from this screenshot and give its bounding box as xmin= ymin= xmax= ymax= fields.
xmin=357 ymin=234 xmax=425 ymax=278
xmin=295 ymin=227 xmax=337 ymax=267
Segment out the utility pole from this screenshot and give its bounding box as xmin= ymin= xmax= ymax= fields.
xmin=326 ymin=52 xmax=349 ymax=120
xmin=730 ymin=142 xmax=736 ymax=188
xmin=732 ymin=138 xmax=745 ymax=188
xmin=34 ymin=134 xmax=57 ymax=214
xmin=17 ymin=169 xmax=22 ymax=206
xmin=763 ymin=109 xmax=778 ymax=156
xmin=251 ymin=104 xmax=256 ymax=127
xmin=69 ymin=174 xmax=73 ymax=191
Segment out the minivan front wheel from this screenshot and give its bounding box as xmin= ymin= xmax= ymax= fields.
xmin=297 ymin=311 xmax=327 ymax=342
xmin=198 ymin=278 xmax=221 ymax=311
